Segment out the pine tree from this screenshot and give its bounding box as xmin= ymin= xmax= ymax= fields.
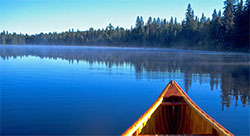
xmin=185 ymin=4 xmax=196 ymax=31
xmin=223 ymin=0 xmax=236 ymax=32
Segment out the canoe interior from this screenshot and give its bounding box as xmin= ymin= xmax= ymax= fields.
xmin=139 ymin=96 xmax=217 ymax=135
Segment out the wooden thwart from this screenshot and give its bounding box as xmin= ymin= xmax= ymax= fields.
xmin=161 ymin=102 xmax=186 ymax=106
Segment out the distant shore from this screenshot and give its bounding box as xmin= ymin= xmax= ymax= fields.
xmin=1 ymin=44 xmax=249 ymax=55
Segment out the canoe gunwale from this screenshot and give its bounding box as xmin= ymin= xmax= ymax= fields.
xmin=122 ymin=82 xmax=172 ymax=135
xmin=173 ymin=81 xmax=234 ymax=136
xmin=122 ymin=80 xmax=234 ymax=136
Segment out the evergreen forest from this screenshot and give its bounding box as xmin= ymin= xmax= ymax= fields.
xmin=0 ymin=0 xmax=249 ymax=52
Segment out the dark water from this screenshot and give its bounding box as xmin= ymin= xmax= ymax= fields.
xmin=0 ymin=45 xmax=249 ymax=135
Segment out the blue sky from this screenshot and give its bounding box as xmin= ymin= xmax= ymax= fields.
xmin=0 ymin=0 xmax=224 ymax=34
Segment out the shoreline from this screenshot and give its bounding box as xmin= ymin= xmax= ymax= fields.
xmin=0 ymin=44 xmax=249 ymax=55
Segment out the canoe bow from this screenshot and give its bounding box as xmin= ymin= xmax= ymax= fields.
xmin=122 ymin=80 xmax=234 ymax=136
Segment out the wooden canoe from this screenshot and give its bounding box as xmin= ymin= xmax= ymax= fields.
xmin=122 ymin=80 xmax=234 ymax=136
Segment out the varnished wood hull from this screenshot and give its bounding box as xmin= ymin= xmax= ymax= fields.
xmin=122 ymin=81 xmax=234 ymax=136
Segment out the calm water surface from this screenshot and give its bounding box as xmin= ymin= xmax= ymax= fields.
xmin=0 ymin=45 xmax=249 ymax=135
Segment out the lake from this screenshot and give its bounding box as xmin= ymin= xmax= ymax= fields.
xmin=0 ymin=45 xmax=249 ymax=135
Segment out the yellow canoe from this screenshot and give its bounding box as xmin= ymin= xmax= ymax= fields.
xmin=122 ymin=80 xmax=234 ymax=136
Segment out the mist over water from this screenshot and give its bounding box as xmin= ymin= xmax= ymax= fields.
xmin=0 ymin=45 xmax=249 ymax=135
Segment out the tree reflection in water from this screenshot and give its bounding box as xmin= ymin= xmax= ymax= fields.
xmin=1 ymin=45 xmax=249 ymax=109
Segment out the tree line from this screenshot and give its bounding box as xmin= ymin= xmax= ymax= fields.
xmin=0 ymin=0 xmax=249 ymax=52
